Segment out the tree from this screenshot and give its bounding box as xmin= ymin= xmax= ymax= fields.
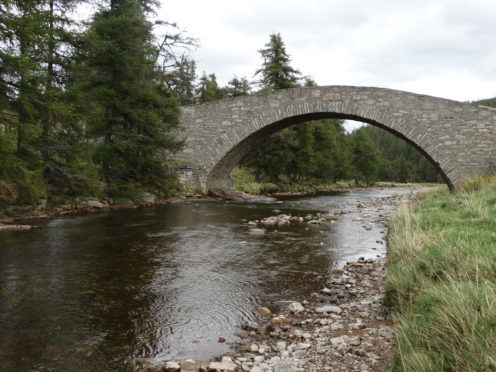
xmin=166 ymin=55 xmax=196 ymax=105
xmin=349 ymin=129 xmax=380 ymax=185
xmin=224 ymin=76 xmax=251 ymax=98
xmin=255 ymin=33 xmax=301 ymax=90
xmin=196 ymin=72 xmax=224 ymax=102
xmin=242 ymin=33 xmax=302 ymax=183
xmin=80 ymin=0 xmax=181 ymax=196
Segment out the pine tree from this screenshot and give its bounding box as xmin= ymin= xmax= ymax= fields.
xmin=196 ymin=72 xmax=224 ymax=102
xmin=81 ymin=0 xmax=181 ymax=197
xmin=167 ymin=55 xmax=196 ymax=105
xmin=242 ymin=33 xmax=301 ymax=183
xmin=255 ymin=33 xmax=301 ymax=90
xmin=224 ymin=76 xmax=251 ymax=98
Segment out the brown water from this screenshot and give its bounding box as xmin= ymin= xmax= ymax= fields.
xmin=0 ymin=188 xmax=411 ymax=370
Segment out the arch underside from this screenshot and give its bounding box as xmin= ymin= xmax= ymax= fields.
xmin=206 ymin=112 xmax=453 ymax=190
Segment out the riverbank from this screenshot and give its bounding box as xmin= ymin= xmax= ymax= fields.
xmin=0 ymin=193 xmax=216 ymax=228
xmin=230 ymin=166 xmax=439 ymax=196
xmin=384 ymin=176 xmax=496 ymax=371
xmin=136 ymin=187 xmax=421 ymax=371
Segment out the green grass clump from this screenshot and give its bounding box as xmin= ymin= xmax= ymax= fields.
xmin=385 ymin=176 xmax=496 ymax=371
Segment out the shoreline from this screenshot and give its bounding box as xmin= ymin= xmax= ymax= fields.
xmin=0 ymin=184 xmax=427 ymax=230
xmin=133 ymin=187 xmax=419 ymax=371
xmin=0 ymin=194 xmax=218 ymax=228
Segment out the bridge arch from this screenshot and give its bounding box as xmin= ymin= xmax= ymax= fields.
xmin=175 ymin=86 xmax=496 ymax=192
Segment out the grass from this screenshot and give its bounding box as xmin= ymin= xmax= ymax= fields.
xmin=385 ymin=174 xmax=496 ymax=372
xmin=229 ymin=167 xmax=432 ymax=195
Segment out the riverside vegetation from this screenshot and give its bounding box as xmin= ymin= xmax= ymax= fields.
xmin=1 ymin=17 xmax=440 ymax=216
xmin=385 ymin=175 xmax=496 ymax=371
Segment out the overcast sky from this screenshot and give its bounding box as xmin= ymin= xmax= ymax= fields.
xmin=157 ymin=0 xmax=496 ymax=103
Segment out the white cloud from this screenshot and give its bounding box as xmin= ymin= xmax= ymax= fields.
xmin=157 ymin=0 xmax=496 ymax=101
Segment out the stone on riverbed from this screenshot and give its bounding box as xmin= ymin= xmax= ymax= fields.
xmin=288 ymin=302 xmax=304 ymax=313
xmin=77 ymin=200 xmax=105 ymax=209
xmin=0 ymin=224 xmax=33 ymax=231
xmin=315 ymin=305 xmax=342 ymax=314
xmin=208 ymin=357 xmax=237 ymax=371
xmin=256 ymin=307 xmax=272 ymax=316
xmin=248 ymin=228 xmax=265 ymax=235
xmin=179 ymin=359 xmax=197 ymax=370
xmin=164 ymin=361 xmax=180 ymax=372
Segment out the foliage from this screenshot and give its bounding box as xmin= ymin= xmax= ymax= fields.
xmin=224 ymin=76 xmax=251 ymax=98
xmin=0 ymin=0 xmax=187 ymax=210
xmin=79 ymin=0 xmax=182 ymax=196
xmin=255 ymin=33 xmax=301 ymax=90
xmin=385 ymin=180 xmax=496 ymax=371
xmin=166 ymin=56 xmax=197 ymax=105
xmin=353 ymin=125 xmax=439 ymax=183
xmin=196 ymin=72 xmax=225 ymax=102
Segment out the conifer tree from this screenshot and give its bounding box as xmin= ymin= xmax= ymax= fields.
xmin=255 ymin=33 xmax=301 ymax=90
xmin=224 ymin=76 xmax=251 ymax=98
xmin=167 ymin=56 xmax=196 ymax=105
xmin=196 ymin=72 xmax=224 ymax=102
xmin=81 ymin=0 xmax=181 ymax=196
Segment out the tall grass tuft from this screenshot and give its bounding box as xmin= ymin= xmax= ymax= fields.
xmin=385 ymin=175 xmax=496 ymax=371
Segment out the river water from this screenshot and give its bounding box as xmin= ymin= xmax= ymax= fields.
xmin=0 ymin=188 xmax=413 ymax=370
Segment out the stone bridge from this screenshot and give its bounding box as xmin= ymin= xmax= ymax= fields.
xmin=174 ymin=86 xmax=496 ymax=192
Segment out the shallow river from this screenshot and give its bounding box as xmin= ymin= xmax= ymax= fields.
xmin=0 ymin=188 xmax=413 ymax=370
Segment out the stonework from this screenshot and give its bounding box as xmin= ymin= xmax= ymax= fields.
xmin=174 ymin=86 xmax=496 ymax=192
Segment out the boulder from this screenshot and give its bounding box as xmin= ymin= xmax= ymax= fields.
xmin=77 ymin=200 xmax=105 ymax=209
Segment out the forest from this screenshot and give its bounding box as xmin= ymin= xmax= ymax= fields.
xmin=1 ymin=0 xmax=444 ymax=210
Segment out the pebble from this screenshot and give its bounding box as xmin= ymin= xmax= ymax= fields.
xmin=256 ymin=307 xmax=272 ymax=316
xmin=288 ymin=302 xmax=304 ymax=313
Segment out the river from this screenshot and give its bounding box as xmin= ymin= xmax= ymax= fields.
xmin=0 ymin=188 xmax=413 ymax=370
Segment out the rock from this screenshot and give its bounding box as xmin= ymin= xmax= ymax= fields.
xmin=244 ymin=321 xmax=259 ymax=331
xmin=258 ymin=345 xmax=269 ymax=354
xmin=142 ymin=192 xmax=156 ymax=204
xmin=180 ymin=359 xmax=197 ymax=370
xmin=321 ymin=287 xmax=332 ymax=294
xmin=293 ymin=329 xmax=303 ymax=338
xmin=164 ymin=361 xmax=181 ymax=372
xmin=208 ymin=361 xmax=237 ymax=371
xmin=248 ymin=228 xmax=265 ymax=235
xmin=256 ymin=307 xmax=272 ymax=316
xmin=218 ymin=336 xmax=226 ymax=343
xmin=276 ymin=341 xmax=287 ymax=351
xmin=288 ymin=302 xmax=304 ymax=313
xmin=38 ymin=198 xmax=48 ymax=209
xmin=348 ymin=337 xmax=361 ymax=346
xmin=249 ymin=367 xmax=263 ymax=372
xmin=331 ymin=268 xmax=343 ymax=275
xmin=314 ymin=305 xmax=342 ymax=314
xmin=250 ymin=344 xmax=259 ymax=352
xmin=330 ymin=336 xmax=349 ymax=348
xmin=295 ymin=343 xmax=311 ymax=349
xmin=77 ymin=200 xmax=105 ymax=209
xmin=274 ymin=361 xmax=293 ymax=372
xmin=0 ymin=224 xmax=33 ymax=231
